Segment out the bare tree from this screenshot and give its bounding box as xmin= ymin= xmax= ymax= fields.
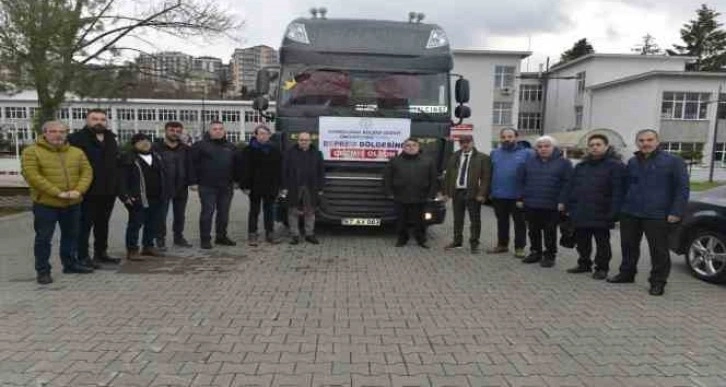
xmin=0 ymin=0 xmax=241 ymax=130
xmin=632 ymin=33 xmax=663 ymax=55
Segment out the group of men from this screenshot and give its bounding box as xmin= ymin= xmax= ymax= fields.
xmin=427 ymin=128 xmax=688 ymax=296
xmin=21 ymin=110 xmax=325 ymax=285
xmin=21 ymin=111 xmax=689 ymax=296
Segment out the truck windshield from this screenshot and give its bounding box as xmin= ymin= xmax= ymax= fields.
xmin=279 ymin=66 xmax=449 ymax=115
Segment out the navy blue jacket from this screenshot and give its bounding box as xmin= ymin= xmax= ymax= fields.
xmin=566 ymin=148 xmax=625 ymax=229
xmin=621 ymin=150 xmax=689 ymax=219
xmin=517 ymin=148 xmax=573 ymax=210
xmin=490 ymin=144 xmax=534 ymax=199
xmin=189 ymin=134 xmax=238 ymax=188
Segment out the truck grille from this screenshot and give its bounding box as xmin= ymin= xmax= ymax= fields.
xmin=320 ymin=174 xmax=394 ymax=219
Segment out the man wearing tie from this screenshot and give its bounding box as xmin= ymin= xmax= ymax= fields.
xmin=442 ymin=135 xmax=492 ymax=254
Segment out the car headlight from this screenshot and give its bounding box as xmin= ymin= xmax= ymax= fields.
xmin=426 ymin=28 xmax=448 ymax=49
xmin=286 ymin=23 xmax=310 ymax=44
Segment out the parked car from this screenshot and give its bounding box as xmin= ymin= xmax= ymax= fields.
xmin=670 ymin=185 xmax=726 ymax=283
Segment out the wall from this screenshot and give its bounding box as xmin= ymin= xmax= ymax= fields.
xmin=452 ymin=52 xmax=525 ymax=152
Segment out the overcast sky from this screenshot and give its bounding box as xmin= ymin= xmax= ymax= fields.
xmin=135 ymin=0 xmax=722 ymax=70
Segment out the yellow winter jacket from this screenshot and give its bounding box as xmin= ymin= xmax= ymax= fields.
xmin=21 ymin=137 xmax=93 ymax=208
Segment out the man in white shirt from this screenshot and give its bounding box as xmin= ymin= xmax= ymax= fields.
xmin=441 ymin=135 xmax=492 ymax=253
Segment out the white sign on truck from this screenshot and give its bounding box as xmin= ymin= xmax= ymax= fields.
xmin=319 ymin=117 xmax=411 ymax=162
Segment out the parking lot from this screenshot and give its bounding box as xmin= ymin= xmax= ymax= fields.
xmin=0 ymin=194 xmax=725 ymax=387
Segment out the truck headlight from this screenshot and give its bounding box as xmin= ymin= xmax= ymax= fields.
xmin=426 ymin=28 xmax=448 ymax=49
xmin=286 ymin=23 xmax=310 ymax=44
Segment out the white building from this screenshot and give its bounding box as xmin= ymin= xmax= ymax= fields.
xmin=452 ymin=49 xmax=532 ymax=152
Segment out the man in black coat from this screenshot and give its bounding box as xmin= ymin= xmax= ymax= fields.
xmin=189 ymin=121 xmax=238 ymax=249
xmin=152 ymin=122 xmax=192 ymax=249
xmin=238 ymin=125 xmax=282 ymax=246
xmin=564 ymin=134 xmax=625 ymax=280
xmin=68 ymin=108 xmax=120 ymax=268
xmin=383 ymin=138 xmax=438 ymax=248
xmin=118 ymin=133 xmax=166 ymax=261
xmin=281 ymin=132 xmax=324 ymax=245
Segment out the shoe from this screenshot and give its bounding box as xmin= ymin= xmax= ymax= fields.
xmin=395 ymin=239 xmax=407 ymax=247
xmin=248 ymin=233 xmax=259 ymax=247
xmin=445 ymin=242 xmax=463 ymax=250
xmin=63 ymin=265 xmax=94 ymax=274
xmin=265 ymin=233 xmax=279 ymax=245
xmin=37 ymin=273 xmax=53 ymax=285
xmin=470 ymin=244 xmax=481 ymax=254
xmin=126 ymin=248 xmax=144 ymax=261
xmin=290 ymin=236 xmax=300 ymax=245
xmin=155 ymin=239 xmax=167 ymax=251
xmin=567 ymin=265 xmax=592 ymax=274
xmin=522 ymin=253 xmax=542 ymax=264
xmin=173 ymin=237 xmax=193 ymax=248
xmin=486 ymin=245 xmax=509 ymax=254
xmin=95 ymin=255 xmax=121 ymax=265
xmin=200 ymin=240 xmax=213 ymax=250
xmin=540 ymin=258 xmax=555 ymax=268
xmin=141 ymin=247 xmax=163 ymax=257
xmin=305 ymin=235 xmax=320 ymax=245
xmin=514 ymin=248 xmax=526 ymax=258
xmin=607 ymin=273 xmax=635 ymax=283
xmin=416 ymin=240 xmax=430 ymax=249
xmin=82 ymin=259 xmax=102 ymax=269
xmin=592 ymin=270 xmax=608 ymax=280
xmin=649 ymin=283 xmax=665 ymax=296
xmin=215 ymin=236 xmax=237 ymax=246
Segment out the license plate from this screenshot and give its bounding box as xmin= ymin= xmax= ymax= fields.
xmin=342 ymin=218 xmax=381 ymax=226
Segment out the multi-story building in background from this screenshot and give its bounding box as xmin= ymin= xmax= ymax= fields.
xmin=230 ymin=45 xmax=279 ymax=96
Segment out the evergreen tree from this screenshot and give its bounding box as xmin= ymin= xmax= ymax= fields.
xmin=668 ymin=4 xmax=726 ymax=71
xmin=560 ymin=38 xmax=595 ymax=63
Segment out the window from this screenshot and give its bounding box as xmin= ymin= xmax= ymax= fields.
xmin=221 ymin=110 xmax=240 ymax=122
xmin=244 ymin=110 xmax=263 ymax=123
xmin=180 ymin=110 xmax=198 ymax=122
xmin=518 ymin=112 xmax=542 ymax=132
xmin=492 ymin=102 xmax=512 ymax=125
xmin=661 ymin=142 xmax=704 ymax=154
xmin=661 ymin=92 xmax=710 ymax=120
xmin=265 ymin=112 xmax=275 ymax=123
xmin=28 ymin=107 xmax=39 ymax=119
xmin=4 ymin=107 xmax=27 ymax=119
xmin=715 ymin=143 xmax=726 ymax=164
xmin=519 ymin=84 xmax=542 ymax=102
xmin=72 ymin=107 xmax=88 ymax=120
xmin=202 ymin=110 xmax=219 ymax=122
xmin=576 ymin=72 xmax=586 ymax=95
xmin=494 ymin=66 xmax=515 ymax=89
xmin=117 ymin=108 xmax=135 ymax=121
xmin=159 ymin=109 xmax=178 ymax=121
xmin=137 ymin=109 xmax=156 ymax=121
xmin=104 ymin=108 xmax=113 ymax=120
xmin=56 ymin=108 xmax=69 ymax=119
xmin=226 ymin=130 xmax=243 ymax=144
xmin=574 ymin=106 xmax=583 ymax=129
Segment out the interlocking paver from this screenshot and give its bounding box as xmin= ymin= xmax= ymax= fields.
xmin=1 ymin=196 xmax=725 ymax=386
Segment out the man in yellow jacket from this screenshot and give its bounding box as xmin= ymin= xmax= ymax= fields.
xmin=21 ymin=120 xmax=94 ymax=284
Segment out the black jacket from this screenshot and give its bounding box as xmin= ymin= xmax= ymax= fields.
xmin=189 ymin=134 xmax=238 ymax=188
xmin=282 ymin=144 xmax=325 ymax=205
xmin=237 ymin=138 xmax=282 ymax=197
xmin=118 ymin=151 xmax=166 ymax=209
xmin=152 ymin=139 xmax=191 ymax=198
xmin=566 ymin=148 xmax=625 ymax=229
xmin=383 ymin=151 xmax=438 ymax=204
xmin=67 ymin=127 xmax=120 ymax=196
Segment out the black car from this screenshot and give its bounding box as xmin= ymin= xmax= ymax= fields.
xmin=670 ymin=185 xmax=726 ymax=283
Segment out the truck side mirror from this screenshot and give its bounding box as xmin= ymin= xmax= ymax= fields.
xmin=253 ymin=96 xmax=269 ymax=112
xmin=455 ymin=78 xmax=470 ymax=104
xmin=455 ymin=105 xmax=471 ymax=119
xmin=256 ymin=69 xmax=271 ymax=95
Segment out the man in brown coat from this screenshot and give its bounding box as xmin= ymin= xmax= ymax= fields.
xmin=442 ymin=135 xmax=492 ymax=253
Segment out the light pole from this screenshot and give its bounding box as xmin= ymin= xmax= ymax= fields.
xmin=708 ymin=83 xmax=723 ymax=183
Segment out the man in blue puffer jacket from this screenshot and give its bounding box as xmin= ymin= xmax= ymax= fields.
xmin=516 ymin=136 xmax=573 ymax=268
xmin=608 ymin=129 xmax=689 ymax=296
xmin=488 ymin=128 xmax=534 ymax=258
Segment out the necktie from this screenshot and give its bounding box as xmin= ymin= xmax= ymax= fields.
xmin=458 ymin=153 xmax=470 ymax=187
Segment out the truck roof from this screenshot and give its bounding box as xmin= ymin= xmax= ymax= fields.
xmin=283 ymin=17 xmax=449 ymax=55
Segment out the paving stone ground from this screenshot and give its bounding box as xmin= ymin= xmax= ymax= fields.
xmin=1 ymin=193 xmax=725 ymax=387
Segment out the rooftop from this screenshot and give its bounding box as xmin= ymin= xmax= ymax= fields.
xmin=548 ymin=53 xmax=697 ymax=73
xmin=588 ymin=70 xmax=726 ymax=91
xmin=454 ymin=49 xmax=532 ymax=59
